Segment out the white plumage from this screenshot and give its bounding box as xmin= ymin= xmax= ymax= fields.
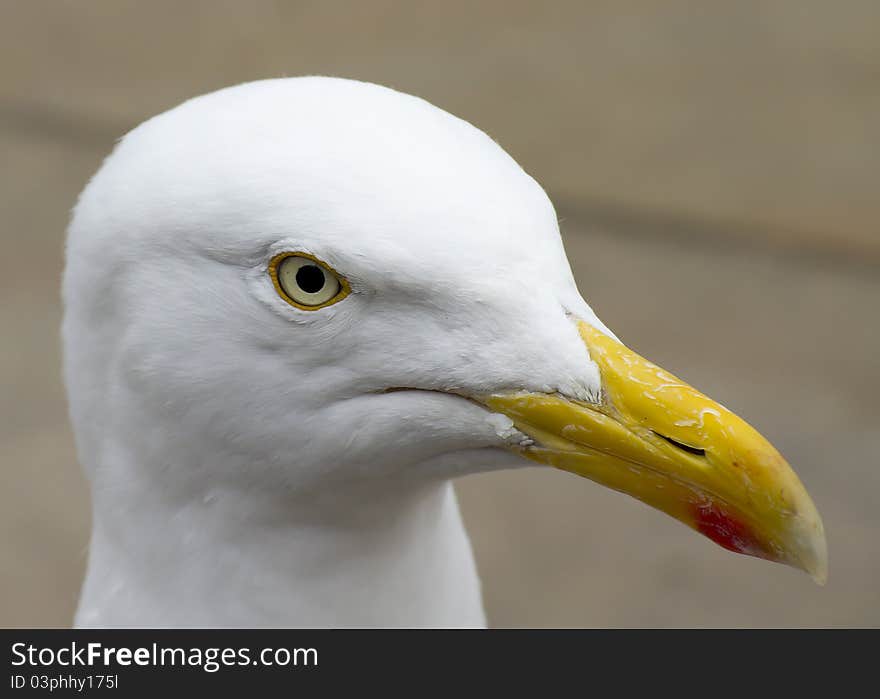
xmin=63 ymin=77 xmax=825 ymax=628
xmin=63 ymin=77 xmax=608 ymax=627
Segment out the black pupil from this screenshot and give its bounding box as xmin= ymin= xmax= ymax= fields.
xmin=296 ymin=265 xmax=326 ymax=294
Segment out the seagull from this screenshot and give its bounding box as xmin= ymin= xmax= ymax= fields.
xmin=62 ymin=77 xmax=826 ymax=627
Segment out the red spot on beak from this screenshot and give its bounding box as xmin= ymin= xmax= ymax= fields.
xmin=693 ymin=502 xmax=771 ymax=561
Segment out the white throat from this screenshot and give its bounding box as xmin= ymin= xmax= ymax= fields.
xmin=75 ymin=440 xmax=486 ymax=627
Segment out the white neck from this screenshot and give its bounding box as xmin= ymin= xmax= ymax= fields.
xmin=75 ymin=448 xmax=486 ymax=628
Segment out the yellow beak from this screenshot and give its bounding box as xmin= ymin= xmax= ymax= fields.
xmin=481 ymin=322 xmax=827 ymax=583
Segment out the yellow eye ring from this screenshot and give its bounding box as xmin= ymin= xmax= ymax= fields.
xmin=268 ymin=252 xmax=350 ymax=310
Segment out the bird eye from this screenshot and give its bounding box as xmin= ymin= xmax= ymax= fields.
xmin=269 ymin=253 xmax=349 ymax=310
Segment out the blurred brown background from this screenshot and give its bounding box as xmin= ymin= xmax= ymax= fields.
xmin=2 ymin=1 xmax=878 ymax=627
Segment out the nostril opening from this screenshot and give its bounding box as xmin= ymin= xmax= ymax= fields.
xmin=653 ymin=431 xmax=706 ymax=457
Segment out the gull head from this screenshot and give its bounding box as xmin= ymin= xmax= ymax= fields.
xmin=63 ymin=77 xmax=826 ymax=583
